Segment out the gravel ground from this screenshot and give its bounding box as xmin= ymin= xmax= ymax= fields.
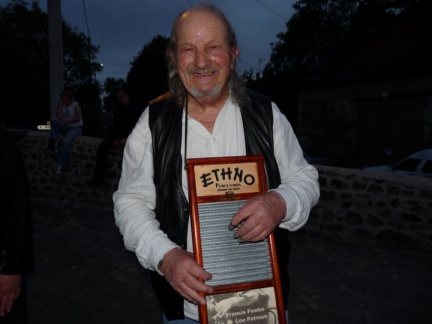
xmin=288 ymin=232 xmax=432 ymax=324
xmin=25 ymin=197 xmax=432 ymax=324
xmin=27 ymin=197 xmax=162 ymax=324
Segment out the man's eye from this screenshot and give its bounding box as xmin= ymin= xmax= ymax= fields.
xmin=180 ymin=47 xmax=194 ymax=54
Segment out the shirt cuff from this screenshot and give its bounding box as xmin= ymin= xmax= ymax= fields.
xmin=269 ymin=187 xmax=304 ymax=230
xmin=148 ymin=241 xmax=181 ymax=276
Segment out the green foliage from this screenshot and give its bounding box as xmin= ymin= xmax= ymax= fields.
xmin=126 ymin=34 xmax=169 ymax=106
xmin=264 ymin=0 xmax=358 ymax=76
xmin=62 ymin=21 xmax=101 ymax=89
xmin=103 ymin=77 xmax=126 ymax=96
xmin=0 ymin=0 xmax=101 ymax=129
xmin=264 ymin=0 xmax=430 ymax=77
xmin=100 ymin=77 xmax=126 ymax=122
xmin=0 ymin=0 xmax=49 ymax=128
xmin=246 ymin=0 xmax=432 ymax=128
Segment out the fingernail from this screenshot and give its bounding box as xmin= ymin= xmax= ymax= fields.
xmin=228 ymin=222 xmax=235 ymax=230
xmin=233 ymin=232 xmax=239 ymax=239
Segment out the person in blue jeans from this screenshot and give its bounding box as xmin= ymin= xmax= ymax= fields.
xmin=48 ymin=89 xmax=83 ymax=174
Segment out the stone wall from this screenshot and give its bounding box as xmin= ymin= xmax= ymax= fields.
xmin=15 ymin=131 xmax=432 ymax=252
xmin=16 ymin=131 xmax=121 ymax=208
xmin=306 ymin=165 xmax=432 ymax=252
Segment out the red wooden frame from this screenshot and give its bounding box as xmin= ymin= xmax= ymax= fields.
xmin=186 ymin=156 xmax=286 ymax=324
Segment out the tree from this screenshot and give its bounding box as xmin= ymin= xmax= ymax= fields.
xmin=264 ymin=0 xmax=359 ymax=77
xmin=62 ymin=20 xmax=102 ymax=89
xmin=264 ymin=0 xmax=429 ymax=77
xmin=0 ymin=0 xmax=49 ymax=128
xmin=0 ymin=0 xmax=102 ymax=129
xmin=101 ymin=77 xmax=126 ymax=109
xmin=245 ymin=0 xmax=432 ymax=129
xmin=126 ymin=35 xmax=169 ymax=106
xmin=103 ymin=77 xmax=126 ymax=96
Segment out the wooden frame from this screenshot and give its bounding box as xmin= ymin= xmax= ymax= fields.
xmin=187 ymin=156 xmax=286 ymax=324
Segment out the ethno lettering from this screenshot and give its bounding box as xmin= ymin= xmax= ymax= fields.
xmin=200 ymin=167 xmax=256 ymax=187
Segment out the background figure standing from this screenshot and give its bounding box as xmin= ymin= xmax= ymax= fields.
xmin=87 ymin=85 xmax=144 ymax=185
xmin=48 ymin=89 xmax=83 ymax=174
xmin=0 ymin=130 xmax=33 ymax=323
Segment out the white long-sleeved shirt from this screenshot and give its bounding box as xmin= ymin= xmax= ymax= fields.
xmin=113 ymin=96 xmax=320 ymax=320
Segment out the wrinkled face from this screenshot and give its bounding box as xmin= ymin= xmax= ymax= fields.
xmin=173 ymin=10 xmax=239 ymax=100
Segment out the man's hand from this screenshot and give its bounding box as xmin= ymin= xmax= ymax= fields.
xmin=159 ymin=248 xmax=213 ymax=305
xmin=0 ymin=274 xmax=21 ymax=317
xmin=229 ymin=191 xmax=286 ymax=242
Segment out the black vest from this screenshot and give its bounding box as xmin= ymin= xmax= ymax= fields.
xmin=149 ymin=90 xmax=290 ymax=320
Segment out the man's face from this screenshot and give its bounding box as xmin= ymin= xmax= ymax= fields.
xmin=173 ymin=10 xmax=239 ymax=100
xmin=116 ymin=90 xmax=129 ymax=108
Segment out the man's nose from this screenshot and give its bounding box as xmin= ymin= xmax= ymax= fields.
xmin=194 ymin=50 xmax=211 ymax=68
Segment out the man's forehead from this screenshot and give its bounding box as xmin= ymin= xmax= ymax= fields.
xmin=176 ymin=9 xmax=227 ymax=35
xmin=176 ymin=16 xmax=229 ymax=49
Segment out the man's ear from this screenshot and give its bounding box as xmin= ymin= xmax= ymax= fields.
xmin=231 ymin=46 xmax=240 ymax=70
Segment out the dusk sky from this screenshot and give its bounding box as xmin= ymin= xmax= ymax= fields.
xmin=1 ymin=0 xmax=296 ymax=83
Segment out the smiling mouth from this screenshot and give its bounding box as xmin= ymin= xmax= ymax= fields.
xmin=194 ymin=72 xmax=214 ymax=76
xmin=189 ymin=69 xmax=217 ymax=77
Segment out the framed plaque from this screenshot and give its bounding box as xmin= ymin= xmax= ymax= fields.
xmin=186 ymin=156 xmax=286 ymax=324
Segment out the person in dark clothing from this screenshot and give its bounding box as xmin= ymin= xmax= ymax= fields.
xmin=87 ymin=86 xmax=144 ymax=185
xmin=0 ymin=130 xmax=33 ymax=323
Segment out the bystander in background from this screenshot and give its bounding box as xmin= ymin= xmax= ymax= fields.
xmin=48 ymin=89 xmax=83 ymax=174
xmin=87 ymin=85 xmax=144 ymax=186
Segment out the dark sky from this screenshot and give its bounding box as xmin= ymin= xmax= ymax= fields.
xmin=2 ymin=0 xmax=295 ymax=82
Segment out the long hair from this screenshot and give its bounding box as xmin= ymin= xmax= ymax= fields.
xmin=166 ymin=3 xmax=251 ymax=108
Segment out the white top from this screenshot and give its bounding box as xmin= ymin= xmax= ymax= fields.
xmin=60 ymin=101 xmax=83 ymax=127
xmin=113 ymin=95 xmax=320 ymax=320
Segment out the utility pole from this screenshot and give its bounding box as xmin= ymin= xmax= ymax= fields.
xmin=82 ymin=0 xmax=92 ymax=84
xmin=48 ymin=0 xmax=63 ymax=118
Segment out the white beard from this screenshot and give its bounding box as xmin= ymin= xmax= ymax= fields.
xmin=189 ymin=84 xmax=223 ymax=98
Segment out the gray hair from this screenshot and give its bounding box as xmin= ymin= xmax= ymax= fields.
xmin=166 ymin=2 xmax=251 ymax=108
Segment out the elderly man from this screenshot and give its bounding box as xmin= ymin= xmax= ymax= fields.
xmin=113 ymin=3 xmax=319 ymax=323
